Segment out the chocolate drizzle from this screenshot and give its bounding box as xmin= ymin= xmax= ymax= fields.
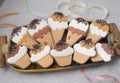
xmin=82 ymin=39 xmax=93 ymax=46
xmin=75 ymin=18 xmax=88 ymax=25
xmin=96 ymin=19 xmax=108 ymax=26
xmin=33 ymin=26 xmax=50 ymax=39
xmin=32 ymin=44 xmax=41 ymax=51
xmin=54 ymin=40 xmax=69 ymax=51
xmin=102 ymin=43 xmax=113 ymax=55
xmin=11 ymin=27 xmax=22 ymax=38
xmin=53 ymin=12 xmax=64 ymax=18
xmin=28 ymin=19 xmax=41 ymax=29
xmin=68 ymin=27 xmax=86 ymax=35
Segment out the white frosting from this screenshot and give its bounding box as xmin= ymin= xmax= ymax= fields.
xmin=28 ymin=20 xmax=48 ymax=36
xmin=7 ymin=46 xmax=27 ymax=64
xmin=69 ymin=19 xmax=89 ymax=32
xmin=96 ymin=43 xmax=111 ymax=62
xmin=50 ymin=46 xmax=74 ymax=57
xmin=30 ymin=46 xmax=51 ymax=62
xmin=48 ymin=18 xmax=68 ymax=30
xmin=73 ymin=43 xmax=96 ymax=57
xmin=12 ymin=27 xmax=27 ymax=43
xmin=90 ymin=24 xmax=108 ymax=37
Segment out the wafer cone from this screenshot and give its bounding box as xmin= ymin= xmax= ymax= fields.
xmin=14 ymin=53 xmax=31 ymax=69
xmin=86 ymin=32 xmax=101 ymax=44
xmin=18 ymin=32 xmax=37 ymax=49
xmin=36 ymin=32 xmax=54 ymax=47
xmin=73 ymin=51 xmax=90 ymax=64
xmin=36 ymin=54 xmax=53 ymax=68
xmin=51 ymin=29 xmax=65 ymax=44
xmin=91 ymin=51 xmax=103 ymax=62
xmin=66 ymin=31 xmax=83 ymax=46
xmin=54 ymin=55 xmax=72 ymax=66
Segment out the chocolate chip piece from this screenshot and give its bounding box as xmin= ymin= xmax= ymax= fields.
xmin=53 ymin=12 xmax=64 ymax=18
xmin=32 ymin=44 xmax=41 ymax=51
xmin=28 ymin=19 xmax=41 ymax=29
xmin=11 ymin=27 xmax=22 ymax=38
xmin=96 ymin=19 xmax=108 ymax=26
xmin=75 ymin=18 xmax=88 ymax=25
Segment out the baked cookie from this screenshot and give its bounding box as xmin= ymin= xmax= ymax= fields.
xmin=73 ymin=39 xmax=96 ymax=64
xmin=91 ymin=43 xmax=114 ymax=62
xmin=50 ymin=41 xmax=74 ymax=66
xmin=28 ymin=19 xmax=54 ymax=47
xmin=30 ymin=44 xmax=53 ymax=68
xmin=7 ymin=45 xmax=31 ymax=69
xmin=66 ymin=18 xmax=89 ymax=46
xmin=86 ymin=19 xmax=109 ymax=44
xmin=48 ymin=12 xmax=68 ymax=43
xmin=11 ymin=26 xmax=37 ymax=49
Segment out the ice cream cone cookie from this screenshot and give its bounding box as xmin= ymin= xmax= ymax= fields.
xmin=11 ymin=26 xmax=37 ymax=49
xmin=28 ymin=19 xmax=54 ymax=47
xmin=30 ymin=44 xmax=53 ymax=68
xmin=91 ymin=43 xmax=114 ymax=62
xmin=86 ymin=19 xmax=109 ymax=44
xmin=7 ymin=45 xmax=31 ymax=69
xmin=50 ymin=41 xmax=74 ymax=66
xmin=66 ymin=18 xmax=89 ymax=46
xmin=73 ymin=39 xmax=96 ymax=64
xmin=48 ymin=12 xmax=68 ymax=43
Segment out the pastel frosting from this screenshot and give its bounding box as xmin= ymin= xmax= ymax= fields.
xmin=95 ymin=43 xmax=112 ymax=62
xmin=50 ymin=46 xmax=74 ymax=57
xmin=90 ymin=24 xmax=108 ymax=37
xmin=30 ymin=46 xmax=51 ymax=62
xmin=69 ymin=19 xmax=89 ymax=32
xmin=48 ymin=18 xmax=68 ymax=30
xmin=7 ymin=46 xmax=27 ymax=64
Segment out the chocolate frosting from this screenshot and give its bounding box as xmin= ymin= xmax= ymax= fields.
xmin=7 ymin=45 xmax=19 ymax=58
xmin=11 ymin=27 xmax=22 ymax=38
xmin=53 ymin=12 xmax=64 ymax=18
xmin=28 ymin=19 xmax=41 ymax=29
xmin=32 ymin=44 xmax=41 ymax=51
xmin=68 ymin=27 xmax=86 ymax=35
xmin=54 ymin=41 xmax=69 ymax=51
xmin=33 ymin=26 xmax=50 ymax=39
xmin=96 ymin=19 xmax=108 ymax=26
xmin=101 ymin=43 xmax=113 ymax=55
xmin=75 ymin=18 xmax=88 ymax=25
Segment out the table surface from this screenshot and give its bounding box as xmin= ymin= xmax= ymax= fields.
xmin=0 ymin=0 xmax=120 ymax=83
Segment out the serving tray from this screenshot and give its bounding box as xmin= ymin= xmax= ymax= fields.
xmin=9 ymin=23 xmax=120 ymax=72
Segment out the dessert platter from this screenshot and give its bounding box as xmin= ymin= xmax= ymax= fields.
xmin=4 ymin=12 xmax=120 ymax=72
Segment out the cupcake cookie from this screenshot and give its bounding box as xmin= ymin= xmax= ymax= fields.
xmin=66 ymin=18 xmax=89 ymax=46
xmin=28 ymin=19 xmax=54 ymax=47
xmin=73 ymin=39 xmax=96 ymax=64
xmin=48 ymin=12 xmax=68 ymax=43
xmin=30 ymin=44 xmax=53 ymax=68
xmin=50 ymin=41 xmax=74 ymax=66
xmin=86 ymin=19 xmax=109 ymax=44
xmin=11 ymin=26 xmax=37 ymax=49
xmin=91 ymin=43 xmax=114 ymax=62
xmin=7 ymin=45 xmax=31 ymax=69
